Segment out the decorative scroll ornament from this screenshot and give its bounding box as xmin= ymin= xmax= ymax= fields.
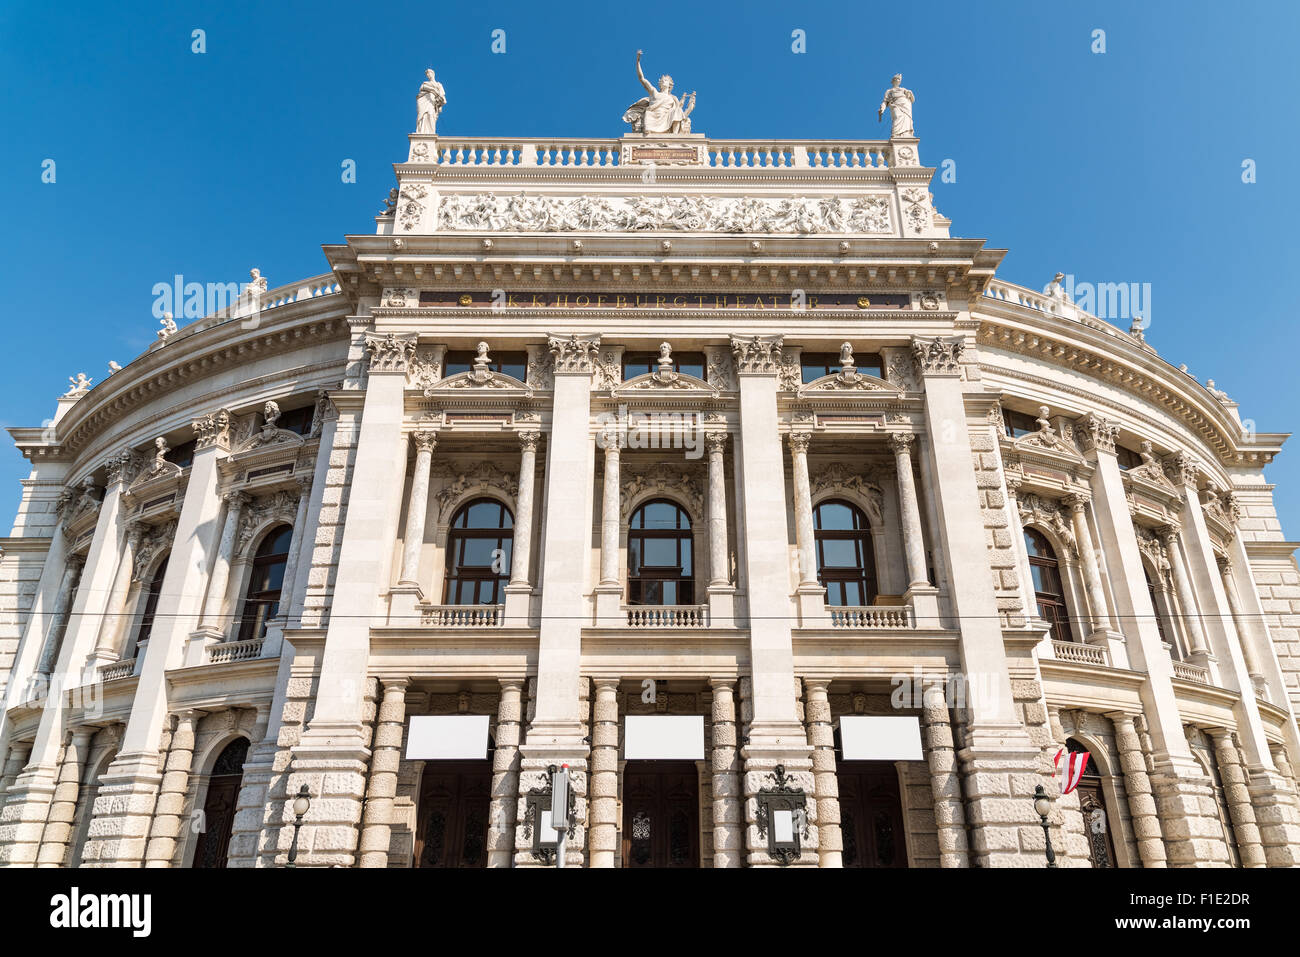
xmin=233 ymin=400 xmax=306 ymax=454
xmin=754 ymin=765 xmax=810 ymax=868
xmin=58 ymin=476 xmax=103 ymax=532
xmin=987 ymin=403 xmax=1006 ymax=434
xmin=366 ymin=332 xmax=418 ymax=373
xmin=437 ymin=192 xmax=892 ymax=235
xmin=886 ymin=352 xmax=920 ymax=392
xmin=397 ymin=183 xmax=430 ymax=231
xmin=730 ymin=335 xmax=784 ymax=375
xmin=192 ymin=408 xmax=234 ymax=451
xmin=900 ymin=187 xmax=931 ymax=234
xmin=705 ymin=348 xmax=736 ymax=392
xmin=526 ymin=348 xmax=555 ymax=390
xmin=132 ymin=518 xmax=177 ymax=582
xmin=592 ymin=350 xmax=621 ymax=391
xmin=105 ymin=448 xmax=146 ymax=487
xmin=1014 ymin=406 xmax=1082 ymax=459
xmin=548 ymin=334 xmax=601 ymax=374
xmin=1200 ymin=486 xmax=1241 ymax=527
xmin=910 ymin=336 xmax=963 ymax=376
xmin=384 ymin=287 xmax=416 ymax=308
xmin=621 ymin=463 xmax=704 ymax=519
xmin=809 ymin=463 xmax=884 ymax=526
xmin=1017 ymin=493 xmax=1077 ymax=558
xmin=1074 ymin=412 xmax=1118 ymax=455
xmin=236 ymin=490 xmax=300 ymax=554
xmin=1133 ymin=523 xmax=1171 ymax=574
xmin=407 ymin=345 xmax=446 ymax=396
xmin=309 ymin=389 xmax=337 ymax=437
xmin=1126 ymin=441 xmax=1173 ymax=489
xmin=433 ymin=462 xmax=519 ymax=513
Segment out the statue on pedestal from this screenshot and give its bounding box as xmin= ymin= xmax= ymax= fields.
xmin=877 ymin=74 xmax=914 ymax=138
xmin=416 ymin=68 xmax=447 ymax=134
xmin=623 ymin=50 xmax=696 ymax=134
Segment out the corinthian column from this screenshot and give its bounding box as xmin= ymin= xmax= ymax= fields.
xmin=35 ymin=557 xmax=84 ymax=677
xmin=788 ymin=431 xmax=817 ymax=588
xmin=706 ymin=432 xmax=730 ymax=587
xmin=890 ymin=433 xmax=929 ymax=590
xmin=588 ymin=678 xmax=619 ymax=867
xmin=198 ymin=492 xmax=250 ymax=632
xmin=1160 ymin=524 xmax=1210 ymax=663
xmin=599 ymin=437 xmax=621 ymax=586
xmin=358 ymin=678 xmax=408 ymax=867
xmin=803 ymin=679 xmax=841 ymax=867
xmin=398 ymin=431 xmax=437 ymax=588
xmin=1065 ymin=492 xmax=1112 ymax=638
xmin=510 ymin=431 xmax=540 ymax=587
xmin=1217 ymin=557 xmax=1265 ymax=694
xmin=1105 ymin=711 xmax=1167 ymax=867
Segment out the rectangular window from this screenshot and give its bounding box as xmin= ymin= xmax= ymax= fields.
xmin=444 ymin=350 xmax=528 ymax=383
xmin=1002 ymin=408 xmax=1040 ymax=439
xmin=800 ymin=352 xmax=883 ymax=384
xmin=622 ymin=351 xmax=706 ymax=382
xmin=1116 ymin=445 xmax=1143 ymax=470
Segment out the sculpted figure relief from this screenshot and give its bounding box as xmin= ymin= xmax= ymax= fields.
xmin=877 ymin=73 xmax=915 ymax=138
xmin=416 ymin=68 xmax=447 ymax=134
xmin=623 ymin=50 xmax=696 ymax=134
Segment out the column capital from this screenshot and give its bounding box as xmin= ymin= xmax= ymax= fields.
xmin=888 ymin=431 xmax=916 ymax=455
xmin=787 ymin=430 xmax=813 ymax=454
xmin=104 ymin=448 xmax=146 ymax=487
xmin=909 ymin=335 xmax=964 ymax=376
xmin=295 ymin=474 xmax=314 ymax=497
xmin=192 ymin=408 xmax=234 ymax=451
xmin=592 ymin=677 xmax=621 ymax=692
xmin=705 ymin=431 xmax=729 ymax=454
xmin=1162 ymin=451 xmax=1200 ymax=488
xmin=518 ymin=429 xmax=541 ymax=452
xmin=1074 ymin=412 xmax=1119 ymax=455
xmin=801 ymin=677 xmax=832 ymax=697
xmin=1102 ymin=710 xmax=1138 ymax=728
xmin=1064 ymin=490 xmax=1091 ymax=511
xmin=708 ymin=676 xmax=738 ymax=692
xmin=411 ymin=429 xmax=438 ymax=454
xmin=547 ymin=333 xmax=601 ymax=374
xmin=497 ymin=676 xmax=526 ymax=694
xmin=223 ymin=490 xmax=251 ymax=510
xmin=379 ymin=676 xmax=411 ymax=693
xmin=729 ymin=334 xmax=785 ymax=375
xmin=365 ymin=332 xmax=419 ymax=374
xmin=1157 ymin=522 xmax=1182 ymax=544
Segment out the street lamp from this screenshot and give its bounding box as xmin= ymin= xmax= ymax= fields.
xmin=286 ymin=784 xmax=312 ymax=868
xmin=1033 ymin=784 xmax=1056 ymax=868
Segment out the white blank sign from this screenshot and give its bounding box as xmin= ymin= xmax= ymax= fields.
xmin=838 ymin=716 xmax=923 ymax=761
xmin=405 ymin=715 xmax=490 ymax=760
xmin=623 ymin=715 xmax=704 ymax=760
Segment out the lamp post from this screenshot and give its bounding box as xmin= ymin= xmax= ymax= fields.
xmin=286 ymin=784 xmax=312 ymax=868
xmin=1033 ymin=784 xmax=1056 ymax=868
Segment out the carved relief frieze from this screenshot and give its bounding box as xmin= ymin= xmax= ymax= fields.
xmin=432 ymin=461 xmax=520 ymax=514
xmin=1017 ymin=493 xmax=1077 ymax=558
xmin=809 ymin=463 xmax=885 ymax=526
xmin=620 ymin=463 xmax=704 ymax=519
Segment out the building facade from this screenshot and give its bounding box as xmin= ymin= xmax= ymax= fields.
xmin=2 ymin=75 xmax=1299 ymax=869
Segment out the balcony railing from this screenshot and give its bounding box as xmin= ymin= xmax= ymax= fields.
xmin=97 ymin=658 xmax=136 ymax=682
xmin=626 ymin=604 xmax=709 ymax=628
xmin=1171 ymin=660 xmax=1210 ymax=685
xmin=421 ymin=604 xmax=505 ymax=627
xmin=428 ymin=137 xmax=898 ymax=171
xmin=827 ymin=605 xmax=915 ymax=629
xmin=207 ymin=637 xmax=264 ymax=665
xmin=1051 ymin=640 xmax=1108 ymax=667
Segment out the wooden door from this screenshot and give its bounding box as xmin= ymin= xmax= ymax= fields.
xmin=622 ymin=762 xmax=699 ymax=868
xmin=414 ymin=760 xmax=491 ymax=868
xmin=193 ymin=738 xmax=248 ymax=869
xmin=837 ymin=762 xmax=907 ymax=868
xmin=1075 ymin=778 xmax=1117 ymax=868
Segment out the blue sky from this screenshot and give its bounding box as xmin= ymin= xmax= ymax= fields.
xmin=2 ymin=1 xmax=1297 ymax=535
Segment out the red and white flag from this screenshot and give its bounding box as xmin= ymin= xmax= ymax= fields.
xmin=1054 ymin=747 xmax=1090 ymax=795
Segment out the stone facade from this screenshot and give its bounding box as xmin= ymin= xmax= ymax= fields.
xmin=0 ymin=76 xmax=1298 ymax=869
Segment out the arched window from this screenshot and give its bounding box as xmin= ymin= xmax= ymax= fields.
xmin=1025 ymin=528 xmax=1074 ymax=643
xmin=1142 ymin=564 xmax=1177 ymax=657
xmin=444 ymin=499 xmax=513 ymax=605
xmin=628 ymin=500 xmax=694 ymax=606
xmin=130 ymin=553 xmax=169 ymax=656
xmin=236 ymin=525 xmax=293 ymax=642
xmin=193 ymin=737 xmax=249 ymax=868
xmin=813 ymin=500 xmax=877 ymax=606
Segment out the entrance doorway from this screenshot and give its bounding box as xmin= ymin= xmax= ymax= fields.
xmin=414 ymin=760 xmax=492 ymax=868
xmin=837 ymin=761 xmax=907 ymax=868
xmin=621 ymin=761 xmax=699 ymax=868
xmin=193 ymin=737 xmax=249 ymax=868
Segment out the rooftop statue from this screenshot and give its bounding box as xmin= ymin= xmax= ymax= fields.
xmin=623 ymin=50 xmax=696 ymax=134
xmin=416 ymin=68 xmax=447 ymax=134
xmin=877 ymin=73 xmax=915 ymax=138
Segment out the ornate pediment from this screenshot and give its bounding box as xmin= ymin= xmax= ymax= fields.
xmin=1009 ymin=407 xmax=1084 ymax=465
xmin=425 ymin=369 xmax=533 ymax=397
xmin=1125 ymin=440 xmax=1176 ymax=492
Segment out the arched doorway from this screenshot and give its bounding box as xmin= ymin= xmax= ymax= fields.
xmin=834 ymin=728 xmax=906 ymax=868
xmin=1067 ymin=737 xmax=1117 ymax=868
xmin=193 ymin=737 xmax=249 ymax=868
xmin=621 ymin=761 xmax=699 ymax=868
xmin=414 ymin=759 xmax=492 ymax=868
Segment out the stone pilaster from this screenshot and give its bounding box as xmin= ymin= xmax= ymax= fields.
xmin=803 ymin=678 xmax=841 ymax=867
xmin=486 ymin=678 xmax=523 ymax=868
xmin=504 ymin=431 xmax=540 ymax=623
xmin=142 ymin=711 xmax=199 ymax=867
xmin=709 ymin=678 xmax=742 ymax=868
xmin=921 ymin=681 xmax=970 ymax=867
xmin=397 ymin=432 xmax=436 ymax=587
xmin=35 ymin=726 xmax=95 ymax=867
xmin=358 ymin=678 xmax=408 ymax=867
xmin=588 ymin=678 xmax=619 ymax=867
xmin=1105 ymin=711 xmax=1167 ymax=867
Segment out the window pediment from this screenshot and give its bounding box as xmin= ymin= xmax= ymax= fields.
xmin=612 ymin=369 xmax=718 ymax=399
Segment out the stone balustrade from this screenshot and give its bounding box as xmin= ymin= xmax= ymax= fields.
xmin=97 ymin=658 xmax=136 ymax=682
xmin=1051 ymin=639 xmax=1108 ymax=666
xmin=827 ymin=605 xmax=915 ymax=629
xmin=1171 ymin=660 xmax=1211 ymax=685
xmin=625 ymin=604 xmax=710 ymax=628
xmin=420 ymin=603 xmax=505 ymax=627
xmin=207 ymin=637 xmax=265 ymax=664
